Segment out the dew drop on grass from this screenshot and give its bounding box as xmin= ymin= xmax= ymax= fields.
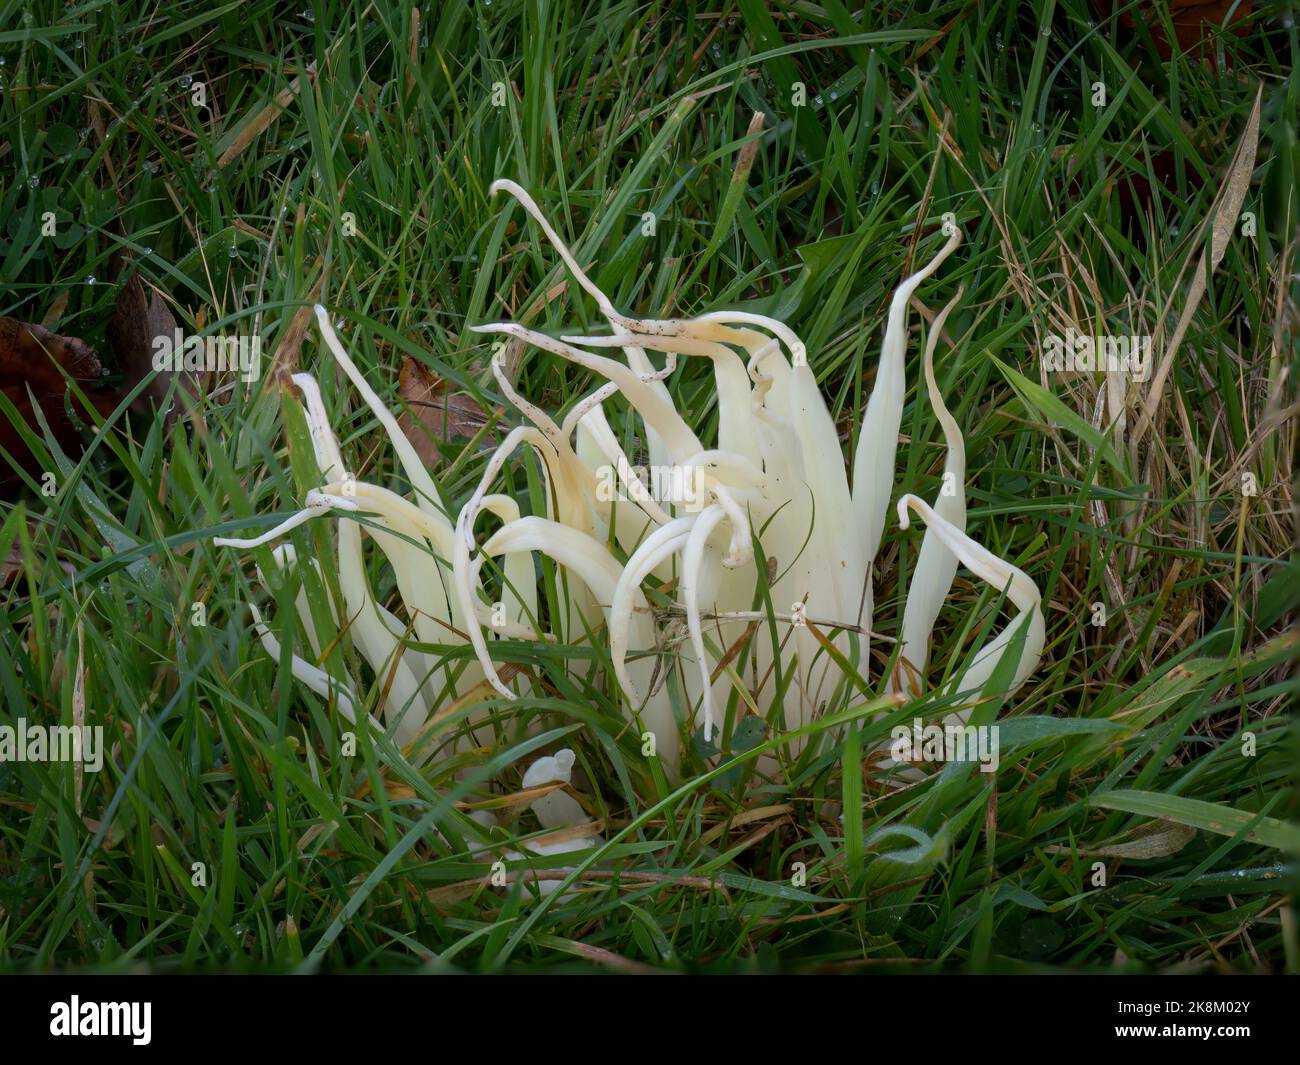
xmin=85 ymin=275 xmax=96 ymax=285
xmin=228 ymin=245 xmax=238 ymax=258
xmin=27 ymin=175 xmax=38 ymax=189
xmin=178 ymin=74 xmax=193 ymax=88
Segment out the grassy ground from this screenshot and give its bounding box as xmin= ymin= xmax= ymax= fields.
xmin=0 ymin=0 xmax=1296 ymax=973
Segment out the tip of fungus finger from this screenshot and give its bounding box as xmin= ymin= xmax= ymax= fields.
xmin=897 ymin=493 xmax=925 ymax=529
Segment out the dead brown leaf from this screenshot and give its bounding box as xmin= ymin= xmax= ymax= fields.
xmin=105 ymin=271 xmax=205 ymax=425
xmin=217 ymin=63 xmax=316 ymax=170
xmin=0 ymin=317 xmax=122 ymax=489
xmin=1 ymin=518 xmax=77 ymax=585
xmin=1100 ymin=0 xmax=1254 ymax=58
xmin=397 ymin=355 xmax=495 ymax=469
xmin=1 ymin=538 xmax=20 ymax=585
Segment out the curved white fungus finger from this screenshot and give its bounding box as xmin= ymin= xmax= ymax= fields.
xmin=490 ymin=345 xmax=570 ymax=456
xmin=895 ymin=493 xmax=1044 ymax=702
xmin=293 ymin=347 xmax=455 ymax=737
xmin=681 ymin=504 xmax=728 ymax=741
xmin=249 ymin=602 xmax=361 ymax=723
xmin=608 ymin=517 xmax=695 ymax=706
xmin=573 ymin=405 xmax=678 ymax=551
xmin=453 ymin=425 xmax=545 ymax=700
xmin=692 ymin=311 xmax=807 ymax=369
xmin=561 ymin=381 xmax=621 ymax=436
xmin=483 ymin=517 xmax=678 ymax=777
xmin=706 ymin=482 xmax=753 ymax=567
xmin=313 ymin=307 xmax=454 ymax=529
xmin=291 ymin=371 xmax=346 ymax=483
xmin=319 ymin=479 xmax=456 ymax=556
xmin=894 ymin=288 xmax=967 ymax=695
xmin=561 ymin=331 xmax=760 ymax=463
xmin=490 ymin=180 xmax=619 ymax=319
xmin=853 ymin=227 xmax=963 ymax=565
xmin=470 ymin=324 xmax=703 ymax=464
xmin=255 ymin=544 xmax=329 ymax=660
xmin=479 ymin=494 xmax=540 ymax=638
xmin=488 ymin=179 xmax=675 ymax=467
xmin=213 ymin=495 xmax=334 ymax=548
xmin=788 ymin=358 xmax=862 ymax=624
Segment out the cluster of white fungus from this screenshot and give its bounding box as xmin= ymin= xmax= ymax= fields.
xmin=215 ymin=181 xmax=1044 ymax=790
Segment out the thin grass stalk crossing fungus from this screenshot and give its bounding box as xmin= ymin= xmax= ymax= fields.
xmin=210 ymin=180 xmax=1045 ymax=783
xmin=467 ymin=181 xmax=1046 ymax=760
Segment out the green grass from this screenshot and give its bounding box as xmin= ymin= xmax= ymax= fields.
xmin=0 ymin=0 xmax=1296 ymax=973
